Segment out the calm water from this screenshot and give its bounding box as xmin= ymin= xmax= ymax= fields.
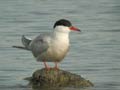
xmin=0 ymin=0 xmax=120 ymax=90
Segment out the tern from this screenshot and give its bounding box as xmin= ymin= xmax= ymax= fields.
xmin=13 ymin=19 xmax=80 ymax=70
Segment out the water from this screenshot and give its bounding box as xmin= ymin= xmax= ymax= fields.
xmin=0 ymin=0 xmax=120 ymax=90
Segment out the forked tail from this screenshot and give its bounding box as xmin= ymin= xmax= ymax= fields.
xmin=12 ymin=35 xmax=31 ymax=50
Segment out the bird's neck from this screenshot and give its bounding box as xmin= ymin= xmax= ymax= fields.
xmin=53 ymin=30 xmax=70 ymax=44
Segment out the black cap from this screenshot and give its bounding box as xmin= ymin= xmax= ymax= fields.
xmin=53 ymin=19 xmax=72 ymax=28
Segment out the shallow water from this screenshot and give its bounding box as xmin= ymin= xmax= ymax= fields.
xmin=0 ymin=0 xmax=120 ymax=90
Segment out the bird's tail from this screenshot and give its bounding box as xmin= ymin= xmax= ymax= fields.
xmin=12 ymin=35 xmax=32 ymax=50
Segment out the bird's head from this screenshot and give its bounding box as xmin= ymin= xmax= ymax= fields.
xmin=53 ymin=19 xmax=81 ymax=33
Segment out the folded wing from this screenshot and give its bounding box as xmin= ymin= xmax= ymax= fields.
xmin=30 ymin=34 xmax=50 ymax=57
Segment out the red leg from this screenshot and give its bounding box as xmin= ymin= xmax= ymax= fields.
xmin=54 ymin=62 xmax=59 ymax=70
xmin=43 ymin=61 xmax=50 ymax=70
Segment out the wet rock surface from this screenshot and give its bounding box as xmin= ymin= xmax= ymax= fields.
xmin=26 ymin=68 xmax=93 ymax=88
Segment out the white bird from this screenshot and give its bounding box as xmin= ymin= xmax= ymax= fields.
xmin=13 ymin=19 xmax=80 ymax=70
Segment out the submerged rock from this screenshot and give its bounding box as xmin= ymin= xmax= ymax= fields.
xmin=26 ymin=68 xmax=93 ymax=88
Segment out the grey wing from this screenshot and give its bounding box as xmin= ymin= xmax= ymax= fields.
xmin=30 ymin=35 xmax=50 ymax=57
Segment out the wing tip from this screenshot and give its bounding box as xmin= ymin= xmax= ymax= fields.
xmin=12 ymin=45 xmax=28 ymax=50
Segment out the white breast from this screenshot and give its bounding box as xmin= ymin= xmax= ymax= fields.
xmin=36 ymin=26 xmax=70 ymax=62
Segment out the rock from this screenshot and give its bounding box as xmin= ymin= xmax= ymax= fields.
xmin=26 ymin=68 xmax=93 ymax=88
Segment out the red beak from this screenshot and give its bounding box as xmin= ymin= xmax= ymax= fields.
xmin=69 ymin=26 xmax=81 ymax=32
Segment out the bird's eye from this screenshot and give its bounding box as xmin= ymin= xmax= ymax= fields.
xmin=62 ymin=22 xmax=70 ymax=27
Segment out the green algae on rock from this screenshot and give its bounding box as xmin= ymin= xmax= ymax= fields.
xmin=26 ymin=68 xmax=93 ymax=88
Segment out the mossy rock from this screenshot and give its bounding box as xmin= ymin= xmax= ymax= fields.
xmin=26 ymin=68 xmax=93 ymax=88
